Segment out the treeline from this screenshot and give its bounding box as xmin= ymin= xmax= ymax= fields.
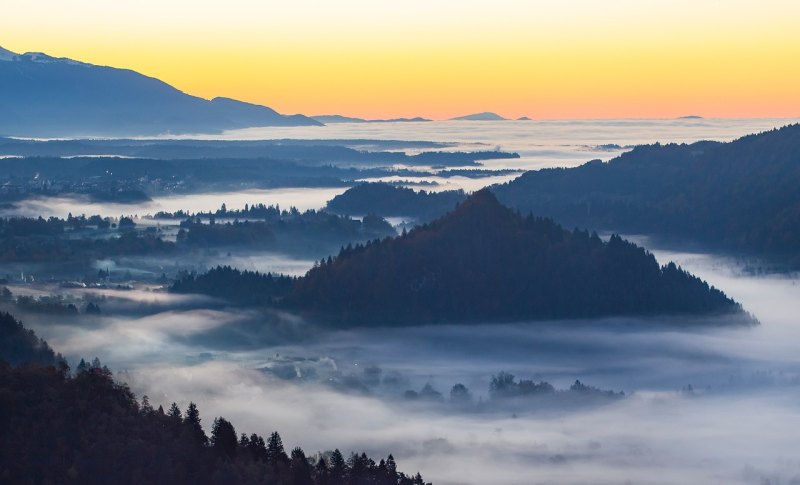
xmin=403 ymin=372 xmax=623 ymax=407
xmin=174 ymin=191 xmax=747 ymax=327
xmin=0 ymin=213 xmax=125 ymax=237
xmin=0 ymin=313 xmax=430 ymax=485
xmin=326 ymin=183 xmax=466 ymax=222
xmin=153 ymin=202 xmax=299 ymax=220
xmin=174 ymin=207 xmax=395 ymax=255
xmin=0 ymin=226 xmax=173 ymax=263
xmin=172 ymin=266 xmax=295 ymax=306
xmin=0 ymin=287 xmax=101 ymax=316
xmin=0 ymin=207 xmax=395 ymax=264
xmin=493 ymin=124 xmax=800 ymax=267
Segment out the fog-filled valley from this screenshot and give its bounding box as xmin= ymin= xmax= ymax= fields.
xmin=12 ymin=246 xmax=800 ymax=485
xmin=2 ymin=119 xmax=800 ymax=485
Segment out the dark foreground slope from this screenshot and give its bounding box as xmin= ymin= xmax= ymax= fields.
xmin=0 ymin=313 xmax=429 ymax=485
xmin=494 ymin=124 xmax=800 ymax=266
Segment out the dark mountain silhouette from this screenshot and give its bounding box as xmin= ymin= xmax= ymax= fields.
xmin=289 ymin=190 xmax=744 ymax=325
xmin=177 ymin=191 xmax=747 ymax=326
xmin=494 ymin=124 xmax=800 ymax=267
xmin=0 ymin=47 xmax=320 ymax=137
xmin=450 ymin=112 xmax=507 ymax=121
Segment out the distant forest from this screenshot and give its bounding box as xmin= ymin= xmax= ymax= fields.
xmin=0 ymin=215 xmax=173 ymax=263
xmin=174 ymin=191 xmax=747 ymax=326
xmin=0 ymin=207 xmax=395 ymax=264
xmin=0 ymin=312 xmax=430 ymax=485
xmin=173 ymin=205 xmax=395 ymax=255
xmin=401 ymin=372 xmax=624 ymax=410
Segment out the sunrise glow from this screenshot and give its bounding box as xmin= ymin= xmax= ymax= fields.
xmin=2 ymin=0 xmax=799 ymax=119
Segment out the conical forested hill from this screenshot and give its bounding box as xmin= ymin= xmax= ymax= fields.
xmin=286 ymin=190 xmax=744 ymax=326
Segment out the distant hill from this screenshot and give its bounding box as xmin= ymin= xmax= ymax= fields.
xmin=517 ymin=116 xmax=532 ymax=121
xmin=311 ymin=115 xmax=368 ymax=123
xmin=494 ymin=124 xmax=800 ymax=266
xmin=312 ymin=115 xmax=431 ymax=124
xmin=450 ymin=112 xmax=507 ymax=121
xmin=677 ymin=115 xmax=703 ymax=119
xmin=326 ymin=183 xmax=466 ymax=221
xmin=177 ymin=191 xmax=747 ymax=326
xmin=0 ymin=47 xmax=320 ymax=137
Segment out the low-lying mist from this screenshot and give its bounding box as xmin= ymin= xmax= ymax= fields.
xmin=20 ymin=248 xmax=800 ymax=485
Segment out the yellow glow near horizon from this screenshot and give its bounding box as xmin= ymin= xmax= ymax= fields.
xmin=2 ymin=0 xmax=799 ymax=119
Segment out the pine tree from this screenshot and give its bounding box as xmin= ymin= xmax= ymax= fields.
xmin=266 ymin=431 xmax=288 ymax=465
xmin=210 ymin=417 xmax=237 ymax=458
xmin=248 ymin=433 xmax=267 ymax=461
xmin=329 ymin=449 xmax=347 ymax=484
xmin=167 ymin=402 xmax=182 ymax=420
xmin=140 ymin=395 xmax=154 ymax=415
xmin=183 ymin=402 xmax=206 ymax=445
xmin=386 ymin=454 xmax=397 ymax=480
xmin=315 ymin=457 xmax=329 ymax=485
xmin=290 ymin=447 xmax=313 ymax=485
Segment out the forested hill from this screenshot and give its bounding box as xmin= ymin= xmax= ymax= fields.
xmin=326 ymin=183 xmax=467 ymax=222
xmin=0 ymin=313 xmax=430 ymax=485
xmin=494 ymin=124 xmax=800 ymax=266
xmin=282 ymin=190 xmax=745 ymax=326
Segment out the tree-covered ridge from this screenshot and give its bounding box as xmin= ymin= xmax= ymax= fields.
xmin=326 ymin=183 xmax=467 ymax=222
xmin=175 ymin=191 xmax=746 ymax=326
xmin=0 ymin=311 xmax=63 ymax=366
xmin=494 ymin=124 xmax=800 ymax=267
xmin=289 ymin=190 xmax=743 ymax=325
xmin=0 ymin=313 xmax=430 ymax=485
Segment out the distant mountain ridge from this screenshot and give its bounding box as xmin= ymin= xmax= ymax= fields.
xmin=311 ymin=115 xmax=431 ymax=124
xmin=450 ymin=112 xmax=507 ymax=121
xmin=0 ymin=46 xmax=320 ymax=137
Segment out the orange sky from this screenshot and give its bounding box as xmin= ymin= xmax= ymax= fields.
xmin=2 ymin=0 xmax=799 ymax=120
